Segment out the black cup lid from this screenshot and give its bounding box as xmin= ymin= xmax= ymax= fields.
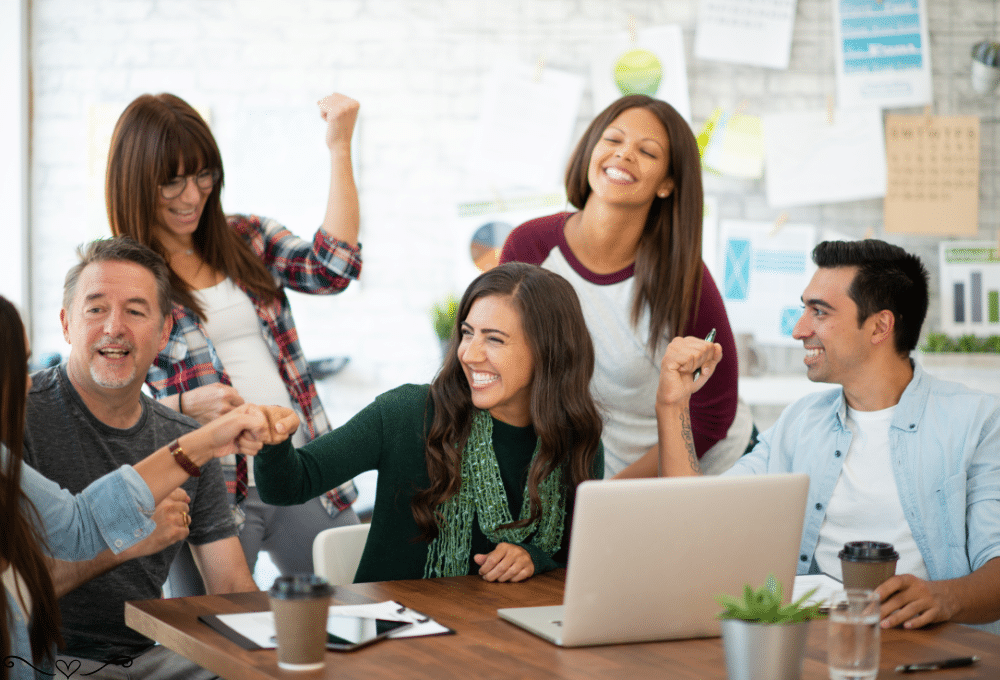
xmin=838 ymin=541 xmax=899 ymax=562
xmin=268 ymin=574 xmax=333 ymax=600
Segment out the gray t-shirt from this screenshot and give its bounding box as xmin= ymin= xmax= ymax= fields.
xmin=23 ymin=365 xmax=236 ymax=661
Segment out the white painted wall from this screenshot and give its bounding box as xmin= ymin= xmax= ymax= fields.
xmin=26 ymin=0 xmax=1000 ymax=427
xmin=1 ymin=0 xmax=29 ymax=313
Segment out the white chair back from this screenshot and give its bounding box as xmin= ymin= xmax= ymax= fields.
xmin=312 ymin=523 xmax=371 ymax=585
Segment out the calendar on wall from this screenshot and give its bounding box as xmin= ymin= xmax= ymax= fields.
xmin=884 ymin=114 xmax=980 ymax=236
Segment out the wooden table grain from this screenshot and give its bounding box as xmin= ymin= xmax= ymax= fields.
xmin=126 ymin=570 xmax=999 ymax=680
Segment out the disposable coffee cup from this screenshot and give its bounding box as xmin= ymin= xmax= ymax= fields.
xmin=269 ymin=574 xmax=333 ymax=671
xmin=839 ymin=541 xmax=898 ymax=591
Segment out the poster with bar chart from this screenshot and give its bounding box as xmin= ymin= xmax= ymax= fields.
xmin=939 ymin=242 xmax=1000 ymax=336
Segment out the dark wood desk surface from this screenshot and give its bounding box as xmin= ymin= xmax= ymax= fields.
xmin=127 ymin=570 xmax=998 ymax=680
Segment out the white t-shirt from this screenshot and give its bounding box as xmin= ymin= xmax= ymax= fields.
xmin=814 ymin=405 xmax=929 ymax=581
xmin=194 ymin=279 xmax=307 ymax=484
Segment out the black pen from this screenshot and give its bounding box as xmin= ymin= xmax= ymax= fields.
xmin=895 ymin=656 xmax=979 ymax=673
xmin=692 ymin=328 xmax=717 ymax=382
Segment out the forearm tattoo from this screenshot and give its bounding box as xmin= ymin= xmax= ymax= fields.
xmin=681 ymin=408 xmax=700 ymax=473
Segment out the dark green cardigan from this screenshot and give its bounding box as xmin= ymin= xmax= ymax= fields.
xmin=255 ymin=384 xmax=603 ymax=582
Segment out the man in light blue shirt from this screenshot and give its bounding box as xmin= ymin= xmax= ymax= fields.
xmin=656 ymin=240 xmax=1000 ymax=632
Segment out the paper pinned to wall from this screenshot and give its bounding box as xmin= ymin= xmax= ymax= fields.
xmin=694 ymin=0 xmax=799 ymax=70
xmin=453 ymin=192 xmax=568 ymax=293
xmin=703 ymin=110 xmax=765 ymax=179
xmin=762 ymin=107 xmax=886 ymax=208
xmin=590 ymin=24 xmax=691 ymax=122
xmin=226 ymin=107 xmax=342 ymax=232
xmin=702 ymin=195 xmax=721 ymax=286
xmin=465 ymin=61 xmax=584 ymax=192
xmin=717 ymin=220 xmax=817 ymax=345
xmin=884 ymin=114 xmax=980 ymax=236
xmin=833 ymin=0 xmax=932 ymax=109
xmin=938 ymin=242 xmax=1000 ymax=336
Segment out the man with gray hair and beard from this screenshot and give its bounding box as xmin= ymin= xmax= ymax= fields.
xmin=23 ymin=238 xmax=290 ymax=679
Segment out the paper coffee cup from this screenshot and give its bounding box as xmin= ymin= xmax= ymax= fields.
xmin=269 ymin=574 xmax=333 ymax=671
xmin=839 ymin=541 xmax=898 ymax=591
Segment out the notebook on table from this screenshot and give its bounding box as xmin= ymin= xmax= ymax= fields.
xmin=498 ymin=473 xmax=809 ymax=647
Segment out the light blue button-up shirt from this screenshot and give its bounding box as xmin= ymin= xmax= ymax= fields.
xmin=4 ymin=446 xmax=155 ymax=679
xmin=726 ymin=362 xmax=1000 ymax=584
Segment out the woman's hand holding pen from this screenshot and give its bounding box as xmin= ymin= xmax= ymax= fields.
xmin=656 ymin=333 xmax=723 ymax=408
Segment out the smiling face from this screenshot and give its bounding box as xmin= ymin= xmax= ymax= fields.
xmin=458 ymin=294 xmax=535 ymax=427
xmin=792 ymin=266 xmax=877 ymax=387
xmin=61 ymin=260 xmax=171 ymax=396
xmin=586 ymin=106 xmax=674 ymax=209
xmin=155 ymin=159 xmax=212 ymax=245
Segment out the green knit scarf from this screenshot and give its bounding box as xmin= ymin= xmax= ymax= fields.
xmin=423 ymin=410 xmax=566 ymax=578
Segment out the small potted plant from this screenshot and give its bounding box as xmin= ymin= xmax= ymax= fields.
xmin=716 ymin=575 xmax=825 ymax=680
xmin=430 ymin=295 xmax=459 ymax=358
xmin=971 ymin=39 xmax=1000 ymax=93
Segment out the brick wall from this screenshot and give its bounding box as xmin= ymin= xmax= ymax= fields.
xmin=29 ymin=0 xmax=1000 ymax=425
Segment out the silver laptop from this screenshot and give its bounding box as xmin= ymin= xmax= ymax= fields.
xmin=498 ymin=473 xmax=809 ymax=647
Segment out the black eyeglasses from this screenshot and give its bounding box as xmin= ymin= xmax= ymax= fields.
xmin=159 ymin=168 xmax=221 ymax=200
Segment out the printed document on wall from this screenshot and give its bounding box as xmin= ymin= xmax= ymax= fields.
xmin=717 ymin=220 xmax=816 ymax=345
xmin=833 ymin=0 xmax=932 ymax=109
xmin=695 ymin=0 xmax=798 ymax=69
xmin=762 ymin=108 xmax=886 ymax=207
xmin=938 ymin=242 xmax=1000 ymax=336
xmin=590 ymin=25 xmax=691 ymax=122
xmin=884 ymin=114 xmax=979 ymax=236
xmin=466 ymin=61 xmax=584 ymax=192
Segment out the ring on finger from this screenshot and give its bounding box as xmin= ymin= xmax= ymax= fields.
xmin=181 ymin=511 xmax=190 ymax=526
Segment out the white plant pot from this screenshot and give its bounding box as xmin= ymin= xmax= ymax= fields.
xmin=720 ymin=619 xmax=811 ymax=680
xmin=971 ymin=60 xmax=1000 ymax=94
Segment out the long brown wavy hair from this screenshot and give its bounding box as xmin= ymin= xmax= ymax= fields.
xmin=0 ymin=297 xmax=62 ymax=675
xmin=565 ymin=94 xmax=704 ymax=352
xmin=105 ymin=93 xmax=278 ymax=320
xmin=412 ymin=263 xmax=602 ymax=540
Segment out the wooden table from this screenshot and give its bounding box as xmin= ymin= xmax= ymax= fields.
xmin=127 ymin=569 xmax=999 ymax=680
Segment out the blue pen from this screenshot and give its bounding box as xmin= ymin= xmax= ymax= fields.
xmin=692 ymin=328 xmax=717 ymax=382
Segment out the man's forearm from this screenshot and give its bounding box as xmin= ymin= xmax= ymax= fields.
xmin=656 ymin=401 xmax=701 ymax=477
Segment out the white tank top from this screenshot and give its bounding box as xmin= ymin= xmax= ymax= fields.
xmin=194 ymin=279 xmax=307 ymax=484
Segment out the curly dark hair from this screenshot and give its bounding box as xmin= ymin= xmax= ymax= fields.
xmin=412 ymin=263 xmax=602 ymax=540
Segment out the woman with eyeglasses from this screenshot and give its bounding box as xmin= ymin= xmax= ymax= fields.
xmin=105 ymin=92 xmax=363 ymax=593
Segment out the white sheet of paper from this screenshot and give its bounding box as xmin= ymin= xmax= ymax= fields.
xmin=702 ymin=195 xmax=721 ymax=286
xmin=226 ymin=107 xmax=349 ymax=232
xmin=694 ymin=0 xmax=798 ymax=70
xmin=833 ymin=0 xmax=932 ymax=109
xmin=762 ymin=108 xmax=886 ymax=208
xmin=590 ymin=25 xmax=691 ymax=122
xmin=717 ymin=220 xmax=816 ymax=345
xmin=465 ymin=61 xmax=584 ymax=192
xmin=793 ymin=573 xmax=842 ymax=608
xmin=214 ymin=600 xmax=450 ymax=648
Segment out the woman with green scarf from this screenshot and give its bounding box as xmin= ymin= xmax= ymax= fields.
xmin=254 ymin=262 xmax=604 ymax=582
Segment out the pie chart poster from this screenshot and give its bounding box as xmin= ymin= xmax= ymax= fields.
xmin=590 ymin=24 xmax=692 ymax=124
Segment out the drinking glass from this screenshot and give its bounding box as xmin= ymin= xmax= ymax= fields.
xmin=827 ymin=589 xmax=880 ymax=680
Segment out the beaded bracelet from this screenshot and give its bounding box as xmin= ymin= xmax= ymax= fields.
xmin=168 ymin=439 xmax=202 ymax=477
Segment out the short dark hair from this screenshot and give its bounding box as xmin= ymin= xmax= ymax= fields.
xmin=63 ymin=238 xmax=173 ymax=319
xmin=812 ymin=240 xmax=929 ymax=354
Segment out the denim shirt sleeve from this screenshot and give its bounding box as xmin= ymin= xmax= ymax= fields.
xmin=16 ymin=450 xmax=156 ymax=559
